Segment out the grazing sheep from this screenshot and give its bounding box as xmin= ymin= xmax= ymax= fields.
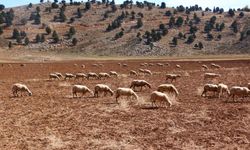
xmin=150 ymin=91 xmax=172 ymax=108
xmin=201 ymin=83 xmax=219 ymax=97
xmin=138 ymin=68 xmax=145 ymax=74
xmin=211 ymin=63 xmax=221 ymax=69
xmin=109 ymin=71 xmax=118 ymax=77
xmin=176 ymin=64 xmax=181 ymax=68
xmin=157 ymin=63 xmax=164 ymax=67
xmin=229 ymin=86 xmax=250 ymax=101
xmin=130 ymin=80 xmax=151 ymax=91
xmin=122 ymin=64 xmax=128 ymax=67
xmin=75 ymin=73 xmax=87 ymax=80
xmin=143 ymin=69 xmax=153 ymax=76
xmin=81 ymin=64 xmax=85 ymax=68
xmin=65 ymin=73 xmax=76 ymax=80
xmin=54 ymin=72 xmax=63 ymax=78
xmin=94 ymin=84 xmax=114 ymax=97
xmin=49 ymin=73 xmax=60 ymax=80
xmin=166 ymin=74 xmax=181 ymax=82
xmin=92 ymin=64 xmax=99 ymax=67
xmin=74 ymin=64 xmax=78 ymax=67
xmin=140 ymin=63 xmax=147 ymax=67
xmin=129 ymin=70 xmax=138 ymax=76
xmin=99 ymin=72 xmax=111 ymax=80
xmin=72 ymin=85 xmax=93 ymax=98
xmin=157 ymin=84 xmax=179 ymax=97
xmin=204 ymin=73 xmax=221 ymax=80
xmin=12 ymin=83 xmax=32 ymax=97
xmin=202 ymin=64 xmax=209 ymax=70
xmin=148 ymin=63 xmax=154 ymax=66
xmin=87 ymin=72 xmax=99 ymax=80
xmin=218 ymin=83 xmax=230 ymax=98
xmin=115 ymin=88 xmax=138 ymax=103
xmin=99 ymin=64 xmax=104 ymax=67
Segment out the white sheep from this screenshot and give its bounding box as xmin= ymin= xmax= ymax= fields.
xmin=204 ymin=73 xmax=221 ymax=80
xmin=109 ymin=71 xmax=118 ymax=77
xmin=87 ymin=72 xmax=99 ymax=80
xmin=201 ymin=83 xmax=219 ymax=97
xmin=72 ymin=85 xmax=93 ymax=98
xmin=129 ymin=70 xmax=138 ymax=76
xmin=81 ymin=64 xmax=85 ymax=68
xmin=218 ymin=83 xmax=230 ymax=98
xmin=75 ymin=73 xmax=87 ymax=80
xmin=130 ymin=80 xmax=151 ymax=91
xmin=143 ymin=69 xmax=153 ymax=76
xmin=115 ymin=88 xmax=138 ymax=103
xmin=150 ymin=91 xmax=172 ymax=108
xmin=157 ymin=63 xmax=164 ymax=67
xmin=12 ymin=83 xmax=32 ymax=97
xmin=54 ymin=72 xmax=63 ymax=78
xmin=166 ymin=74 xmax=181 ymax=82
xmin=211 ymin=63 xmax=221 ymax=69
xmin=138 ymin=68 xmax=145 ymax=74
xmin=176 ymin=64 xmax=181 ymax=68
xmin=157 ymin=84 xmax=179 ymax=97
xmin=94 ymin=84 xmax=114 ymax=97
xmin=65 ymin=73 xmax=76 ymax=80
xmin=122 ymin=64 xmax=128 ymax=67
xmin=148 ymin=63 xmax=154 ymax=66
xmin=229 ymin=86 xmax=250 ymax=101
xmin=202 ymin=64 xmax=209 ymax=70
xmin=49 ymin=73 xmax=60 ymax=80
xmin=99 ymin=72 xmax=111 ymax=79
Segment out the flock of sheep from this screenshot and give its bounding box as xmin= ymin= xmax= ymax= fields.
xmin=11 ymin=62 xmax=250 ymax=108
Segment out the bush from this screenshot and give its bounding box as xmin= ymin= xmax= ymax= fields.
xmin=175 ymin=16 xmax=184 ymax=27
xmin=85 ymin=2 xmax=91 ymax=10
xmin=46 ymin=26 xmax=52 ymax=34
xmin=0 ymin=4 xmax=5 ymax=11
xmin=72 ymin=38 xmax=78 ymax=46
xmin=187 ymin=35 xmax=195 ymax=43
xmin=36 ymin=34 xmax=41 ymax=43
xmin=24 ymin=37 xmax=29 ymax=45
xmin=239 ymin=12 xmax=244 ymax=18
xmin=136 ymin=18 xmax=143 ymax=28
xmin=12 ymin=28 xmax=20 ymax=39
xmin=160 ymin=2 xmax=166 ymax=9
xmin=172 ymin=37 xmax=177 ymax=45
xmin=41 ymin=34 xmax=45 ymax=43
xmin=165 ymin=10 xmax=172 ymax=16
xmin=51 ymin=2 xmax=59 ymax=9
xmin=52 ymin=31 xmax=59 ymax=43
xmin=228 ymin=9 xmax=235 ymax=17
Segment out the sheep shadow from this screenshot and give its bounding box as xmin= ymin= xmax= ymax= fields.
xmin=140 ymin=105 xmax=159 ymax=110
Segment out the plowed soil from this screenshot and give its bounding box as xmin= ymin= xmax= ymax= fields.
xmin=0 ymin=59 xmax=249 ymax=149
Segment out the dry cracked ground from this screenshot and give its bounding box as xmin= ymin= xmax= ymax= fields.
xmin=0 ymin=59 xmax=249 ymax=149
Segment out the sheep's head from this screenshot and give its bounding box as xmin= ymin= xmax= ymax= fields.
xmin=28 ymin=92 xmax=32 ymax=96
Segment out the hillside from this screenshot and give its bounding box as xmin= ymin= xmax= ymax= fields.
xmin=0 ymin=1 xmax=250 ymax=57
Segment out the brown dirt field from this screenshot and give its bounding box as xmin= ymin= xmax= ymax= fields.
xmin=0 ymin=59 xmax=250 ymax=149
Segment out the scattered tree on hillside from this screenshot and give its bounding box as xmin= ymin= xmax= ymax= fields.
xmin=165 ymin=10 xmax=172 ymax=16
xmin=0 ymin=4 xmax=5 ymax=11
xmin=136 ymin=18 xmax=143 ymax=28
xmin=46 ymin=26 xmax=52 ymax=35
xmin=0 ymin=26 xmax=3 ymax=35
xmin=176 ymin=16 xmax=184 ymax=27
xmin=85 ymin=2 xmax=91 ymax=10
xmin=72 ymin=38 xmax=78 ymax=46
xmin=186 ymin=34 xmax=195 ymax=43
xmin=77 ymin=8 xmax=82 ymax=18
xmin=12 ymin=29 xmax=20 ymax=39
xmin=160 ymin=2 xmax=166 ymax=9
xmin=36 ymin=34 xmax=41 ymax=43
xmin=239 ymin=12 xmax=244 ymax=18
xmin=228 ymin=9 xmax=235 ymax=17
xmin=24 ymin=37 xmax=30 ymax=45
xmin=52 ymin=31 xmax=60 ymax=43
xmin=172 ymin=37 xmax=177 ymax=46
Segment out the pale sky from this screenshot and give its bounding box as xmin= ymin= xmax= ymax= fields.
xmin=1 ymin=0 xmax=249 ymax=10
